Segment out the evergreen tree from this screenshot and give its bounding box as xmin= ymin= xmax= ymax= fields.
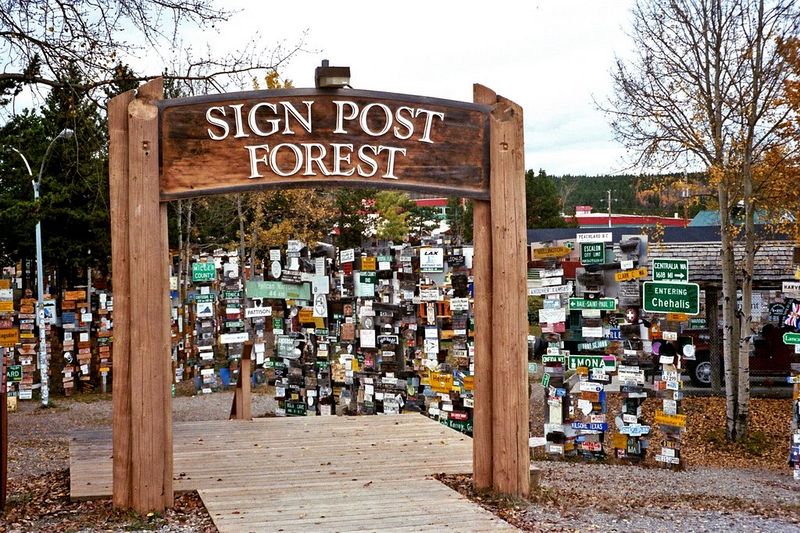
xmin=526 ymin=169 xmax=568 ymax=228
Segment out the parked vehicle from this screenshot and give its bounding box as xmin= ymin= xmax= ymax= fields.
xmin=665 ymin=325 xmax=798 ymax=387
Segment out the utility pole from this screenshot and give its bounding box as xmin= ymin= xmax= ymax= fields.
xmin=607 ymin=189 xmax=612 ymax=228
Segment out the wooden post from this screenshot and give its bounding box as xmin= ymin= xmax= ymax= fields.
xmin=487 ymin=88 xmax=530 ymax=497
xmin=109 ymin=88 xmax=135 ymax=509
xmin=472 ymin=85 xmax=494 ymax=490
xmin=111 ymin=78 xmax=173 ymax=513
xmin=230 ymin=342 xmax=253 ymax=420
xmin=1 ymin=348 xmax=7 ymax=511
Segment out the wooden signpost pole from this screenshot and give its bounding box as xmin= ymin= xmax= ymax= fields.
xmin=475 ymin=84 xmax=530 ymax=497
xmin=472 ymin=85 xmax=494 ymax=491
xmin=110 ymin=78 xmax=173 ymax=513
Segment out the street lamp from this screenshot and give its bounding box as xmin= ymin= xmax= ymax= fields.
xmin=9 ymin=127 xmax=74 ymax=406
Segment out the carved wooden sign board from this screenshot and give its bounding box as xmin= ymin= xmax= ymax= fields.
xmin=159 ymin=89 xmax=490 ymax=200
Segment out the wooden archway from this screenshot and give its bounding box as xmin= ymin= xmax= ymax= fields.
xmin=108 ymin=78 xmax=529 ymax=512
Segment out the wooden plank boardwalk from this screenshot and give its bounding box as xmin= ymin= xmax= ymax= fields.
xmin=70 ymin=414 xmax=517 ymax=532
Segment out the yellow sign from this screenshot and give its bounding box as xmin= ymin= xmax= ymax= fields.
xmin=298 ymin=307 xmax=315 ymax=324
xmin=361 ymin=256 xmax=376 ymax=271
xmin=532 ymin=246 xmax=572 ymax=260
xmin=462 ymin=376 xmax=474 ymax=391
xmin=0 ymin=328 xmax=19 ymax=346
xmin=64 ymin=290 xmax=86 ymax=301
xmin=0 ymin=301 xmax=13 ymax=313
xmin=0 ymin=279 xmax=10 ymax=289
xmin=614 ymin=267 xmax=648 ymax=282
xmin=429 ymin=371 xmax=454 ymax=393
xmin=612 ymin=433 xmax=628 ymax=450
xmin=666 ymin=313 xmax=689 ymax=322
xmin=654 ymin=410 xmax=687 ymax=428
xmin=795 ymin=267 xmax=800 ymax=280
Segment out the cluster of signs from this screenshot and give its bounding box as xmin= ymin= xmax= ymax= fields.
xmin=532 ymin=232 xmax=692 ymax=465
xmin=59 ymin=288 xmax=109 ymax=395
xmin=780 ymin=280 xmax=800 ymax=481
xmin=0 ymin=274 xmax=113 ymax=403
xmin=176 ymin=241 xmax=476 ymax=432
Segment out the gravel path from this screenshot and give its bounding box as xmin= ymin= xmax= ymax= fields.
xmin=6 ymin=391 xmax=800 ymax=532
xmin=526 ymin=461 xmax=800 ymax=532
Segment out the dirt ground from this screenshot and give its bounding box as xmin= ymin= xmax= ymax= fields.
xmin=2 ymin=388 xmax=799 ymax=532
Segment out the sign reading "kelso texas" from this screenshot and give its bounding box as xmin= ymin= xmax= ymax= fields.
xmin=158 ymin=89 xmax=490 ymax=200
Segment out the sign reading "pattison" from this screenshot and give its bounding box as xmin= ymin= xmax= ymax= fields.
xmin=159 ymin=89 xmax=489 ymax=200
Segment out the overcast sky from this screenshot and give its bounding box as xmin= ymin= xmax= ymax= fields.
xmin=200 ymin=0 xmax=637 ymax=176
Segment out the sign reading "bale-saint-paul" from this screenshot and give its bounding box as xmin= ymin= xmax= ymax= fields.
xmin=158 ymin=89 xmax=490 ymax=200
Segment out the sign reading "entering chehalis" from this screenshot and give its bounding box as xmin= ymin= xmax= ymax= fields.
xmin=158 ymin=89 xmax=490 ymax=200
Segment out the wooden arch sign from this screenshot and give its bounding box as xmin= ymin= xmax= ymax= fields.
xmin=109 ymin=78 xmax=529 ymax=513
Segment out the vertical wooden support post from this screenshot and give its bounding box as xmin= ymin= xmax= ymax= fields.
xmin=472 ymin=85 xmax=494 ymax=490
xmin=485 ymin=85 xmax=530 ymax=497
xmin=109 ymin=89 xmax=135 ymax=509
xmin=111 ymin=78 xmax=173 ymax=513
xmin=1 ymin=348 xmax=7 ymax=511
xmin=230 ymin=342 xmax=253 ymax=420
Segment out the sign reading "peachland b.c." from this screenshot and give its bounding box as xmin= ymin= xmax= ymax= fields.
xmin=158 ymin=90 xmax=490 ymax=200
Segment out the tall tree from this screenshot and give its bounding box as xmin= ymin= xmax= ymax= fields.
xmin=526 ymin=169 xmax=568 ymax=228
xmin=606 ymin=0 xmax=800 ymax=440
xmin=374 ymin=191 xmax=413 ymax=243
xmin=0 ymin=0 xmax=303 ymax=109
xmin=331 ymin=189 xmax=375 ymax=249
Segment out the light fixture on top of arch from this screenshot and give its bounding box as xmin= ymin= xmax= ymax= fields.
xmin=315 ymin=59 xmax=351 ymax=89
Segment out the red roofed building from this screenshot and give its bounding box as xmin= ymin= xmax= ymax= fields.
xmin=566 ymin=205 xmax=688 ymax=228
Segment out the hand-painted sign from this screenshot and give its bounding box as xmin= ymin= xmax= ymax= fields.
xmin=652 ymin=258 xmax=689 ymax=282
xmin=159 ymin=90 xmax=490 ymax=200
xmin=531 ymin=246 xmax=571 ymax=260
xmin=654 ymin=410 xmax=687 ymax=428
xmin=192 ymin=262 xmax=216 ymax=282
xmin=0 ymin=328 xmax=19 ymax=347
xmin=643 ymin=282 xmax=700 ymax=315
xmin=569 ymin=298 xmax=617 ymax=311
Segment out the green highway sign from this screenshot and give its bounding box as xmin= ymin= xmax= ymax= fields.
xmin=192 ymin=262 xmax=217 ymax=282
xmin=652 ymin=258 xmax=689 ymax=282
xmin=569 ymin=297 xmax=617 ymax=311
xmin=194 ymin=293 xmax=216 ymax=303
xmin=580 ymin=242 xmax=605 ymax=266
xmin=643 ymin=281 xmax=700 ymax=315
xmin=567 ymin=354 xmax=616 ymax=371
xmin=246 ymin=280 xmax=311 ymax=301
xmin=783 ymin=332 xmax=800 ymax=345
xmin=6 ymin=364 xmax=22 ymax=382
